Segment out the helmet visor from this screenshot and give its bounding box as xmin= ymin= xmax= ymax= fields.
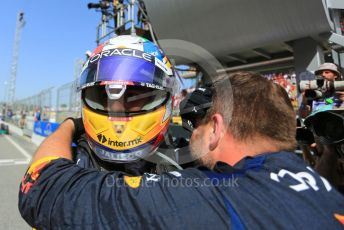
xmin=80 ymin=55 xmax=169 ymax=89
xmin=83 ymin=85 xmax=169 ymax=115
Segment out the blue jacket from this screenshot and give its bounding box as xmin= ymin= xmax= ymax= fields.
xmin=19 ymin=151 xmax=344 ymax=229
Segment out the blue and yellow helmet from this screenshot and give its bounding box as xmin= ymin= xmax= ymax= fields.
xmin=79 ymin=35 xmax=177 ymax=162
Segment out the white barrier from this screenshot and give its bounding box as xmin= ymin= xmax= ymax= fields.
xmin=31 ymin=133 xmax=45 ymax=146
xmin=0 ymin=121 xmax=43 ymax=147
xmin=1 ymin=121 xmax=24 ymax=136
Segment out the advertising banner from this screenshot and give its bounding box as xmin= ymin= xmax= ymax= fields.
xmin=33 ymin=121 xmax=60 ymax=137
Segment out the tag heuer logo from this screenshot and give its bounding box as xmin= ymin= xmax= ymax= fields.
xmin=97 ymin=134 xmax=107 ymax=143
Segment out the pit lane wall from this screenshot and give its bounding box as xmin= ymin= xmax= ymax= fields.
xmin=1 ymin=120 xmax=59 ymax=146
xmin=31 ymin=121 xmax=60 ymax=146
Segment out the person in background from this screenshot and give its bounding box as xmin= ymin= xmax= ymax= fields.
xmin=314 ymin=62 xmax=344 ymax=101
xmin=303 ymin=103 xmax=344 ymax=194
xmin=34 ymin=108 xmax=41 ymax=122
xmin=315 ymin=62 xmax=342 ymax=81
xmin=299 ymin=62 xmax=344 ymax=118
xmin=7 ymin=109 xmax=13 ymax=122
xmin=19 ymin=110 xmax=26 ymax=129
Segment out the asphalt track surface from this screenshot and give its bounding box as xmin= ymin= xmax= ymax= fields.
xmin=0 ymin=133 xmax=36 ymax=229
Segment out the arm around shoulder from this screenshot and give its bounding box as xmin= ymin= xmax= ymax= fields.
xmin=31 ymin=119 xmax=75 ymax=164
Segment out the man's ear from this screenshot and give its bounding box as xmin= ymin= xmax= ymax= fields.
xmin=209 ymin=113 xmax=225 ymax=151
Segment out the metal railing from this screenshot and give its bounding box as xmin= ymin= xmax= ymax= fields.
xmin=56 ymin=80 xmax=81 ymax=123
xmin=2 ymin=77 xmax=81 ymax=136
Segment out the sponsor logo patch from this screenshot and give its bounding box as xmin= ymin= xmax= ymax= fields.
xmin=124 ymin=176 xmax=142 ymax=189
xmin=89 ymin=48 xmax=153 ymax=65
xmin=97 ymin=133 xmax=142 ymax=147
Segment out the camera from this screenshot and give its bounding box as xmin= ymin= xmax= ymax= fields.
xmin=87 ymin=0 xmax=111 ymax=10
xmin=299 ymin=78 xmax=344 ymax=100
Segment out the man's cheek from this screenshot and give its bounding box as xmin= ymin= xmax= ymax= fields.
xmin=191 ymin=130 xmax=202 ymax=144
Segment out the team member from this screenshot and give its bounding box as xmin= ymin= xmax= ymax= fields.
xmin=19 ymin=72 xmax=344 ymax=229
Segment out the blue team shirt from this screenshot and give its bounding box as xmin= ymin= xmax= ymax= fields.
xmin=19 ymin=151 xmax=344 ymax=229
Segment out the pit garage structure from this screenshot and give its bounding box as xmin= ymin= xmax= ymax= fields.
xmin=143 ymin=0 xmax=344 ymax=83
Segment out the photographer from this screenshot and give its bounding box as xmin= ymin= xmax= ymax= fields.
xmin=314 ymin=62 xmax=344 ymax=100
xmin=303 ymin=105 xmax=344 ymax=194
xmin=316 ymin=62 xmax=342 ymax=82
xmin=299 ymin=62 xmax=344 ymax=118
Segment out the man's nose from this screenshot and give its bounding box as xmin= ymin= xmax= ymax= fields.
xmin=107 ymin=99 xmax=125 ymax=112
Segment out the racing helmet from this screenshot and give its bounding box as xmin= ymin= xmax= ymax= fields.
xmin=79 ymin=35 xmax=176 ymax=163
